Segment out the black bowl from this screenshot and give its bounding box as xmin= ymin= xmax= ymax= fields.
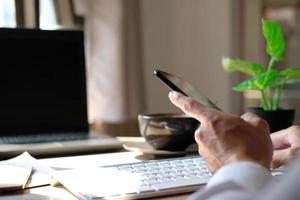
xmin=138 ymin=113 xmax=200 ymax=151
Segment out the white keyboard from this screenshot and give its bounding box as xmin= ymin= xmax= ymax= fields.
xmin=106 ymin=156 xmax=212 ymax=194
xmin=54 ymin=156 xmax=284 ymax=200
xmin=99 ymin=156 xmax=284 ymax=199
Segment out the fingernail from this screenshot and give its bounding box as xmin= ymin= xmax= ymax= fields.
xmin=168 ymin=91 xmax=177 ymax=98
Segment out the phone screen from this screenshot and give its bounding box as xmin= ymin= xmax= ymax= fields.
xmin=154 ymin=69 xmax=222 ymax=111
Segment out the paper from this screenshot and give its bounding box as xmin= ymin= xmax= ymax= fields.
xmin=0 ymin=152 xmax=53 ymax=189
xmin=52 ymin=167 xmax=145 ymax=199
xmin=0 ymin=164 xmax=32 ymax=190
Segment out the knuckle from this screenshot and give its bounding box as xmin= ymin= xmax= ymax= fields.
xmin=290 ymin=146 xmax=300 ymax=157
xmin=209 ymin=116 xmax=218 ymax=125
xmin=194 ymin=128 xmax=204 ymax=142
xmin=208 ymin=113 xmax=222 ymax=125
xmin=287 ymin=149 xmax=295 ymax=158
xmin=258 ymin=118 xmax=269 ymax=129
xmin=211 ymin=115 xmax=235 ymax=128
xmin=289 ymin=125 xmax=300 ymax=132
xmin=207 ymin=118 xmax=218 ymax=131
xmin=182 ymin=98 xmax=196 ymax=112
xmin=242 ymin=112 xmax=270 ymax=131
xmin=242 ymin=112 xmax=259 ymax=119
xmin=242 ymin=112 xmax=263 ymax=122
xmin=257 ymin=117 xmax=267 ymax=124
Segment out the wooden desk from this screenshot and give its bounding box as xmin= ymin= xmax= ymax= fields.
xmin=0 ymin=137 xmax=194 ymax=200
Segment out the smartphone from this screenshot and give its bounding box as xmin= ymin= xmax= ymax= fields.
xmin=153 ymin=69 xmax=222 ymax=111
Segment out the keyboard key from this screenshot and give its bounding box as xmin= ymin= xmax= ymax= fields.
xmin=144 ymin=178 xmax=162 ymax=185
xmin=172 ymin=175 xmax=186 ymax=181
xmin=0 ymin=133 xmax=89 ymax=144
xmin=138 ymin=185 xmax=156 ymax=193
xmin=160 ymin=177 xmax=175 ymax=183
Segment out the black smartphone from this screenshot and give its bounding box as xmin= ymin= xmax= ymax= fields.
xmin=154 ymin=69 xmax=222 ymax=111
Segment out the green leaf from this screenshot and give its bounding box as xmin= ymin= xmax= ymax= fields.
xmin=272 ymin=75 xmax=288 ymax=87
xmin=222 ymin=57 xmax=264 ymax=76
xmin=262 ymin=19 xmax=285 ymax=59
xmin=233 ymin=79 xmax=260 ymax=92
xmin=280 ymin=67 xmax=300 ymax=78
xmin=254 ymin=70 xmax=278 ymax=89
xmin=286 ymin=78 xmax=300 ymax=85
xmin=233 ymin=70 xmax=278 ymax=92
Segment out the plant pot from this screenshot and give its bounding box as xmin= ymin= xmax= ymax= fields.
xmin=246 ymin=107 xmax=295 ymax=133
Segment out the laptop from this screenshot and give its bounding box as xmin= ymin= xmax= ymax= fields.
xmin=0 ymin=28 xmax=122 ymax=159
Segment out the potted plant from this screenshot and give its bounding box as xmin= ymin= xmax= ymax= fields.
xmin=222 ymin=19 xmax=300 ymax=133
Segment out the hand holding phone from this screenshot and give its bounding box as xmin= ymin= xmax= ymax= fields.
xmin=154 ymin=69 xmax=222 ymax=111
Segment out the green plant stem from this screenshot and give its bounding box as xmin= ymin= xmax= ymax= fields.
xmin=267 ymin=57 xmax=276 ymax=72
xmin=261 ymin=57 xmax=276 ymax=110
xmin=265 ymin=87 xmax=273 ymax=109
xmin=273 ymin=80 xmax=286 ymax=110
xmin=260 ymin=90 xmax=269 ymax=110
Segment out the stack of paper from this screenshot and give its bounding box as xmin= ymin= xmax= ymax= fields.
xmin=0 ymin=164 xmax=32 ymax=190
xmin=0 ymin=152 xmax=53 ymax=190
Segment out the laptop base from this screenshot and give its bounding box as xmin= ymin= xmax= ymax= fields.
xmin=0 ymin=134 xmax=122 ymax=160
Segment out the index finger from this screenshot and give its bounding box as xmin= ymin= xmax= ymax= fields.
xmin=168 ymin=91 xmax=220 ymax=123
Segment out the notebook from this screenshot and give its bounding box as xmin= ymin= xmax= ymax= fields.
xmin=0 ymin=28 xmax=122 ymax=159
xmin=0 ymin=164 xmax=32 ymax=190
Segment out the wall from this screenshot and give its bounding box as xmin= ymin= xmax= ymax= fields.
xmin=140 ymin=0 xmax=240 ymax=114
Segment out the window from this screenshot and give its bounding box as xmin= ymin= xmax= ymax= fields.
xmin=40 ymin=0 xmax=59 ymax=29
xmin=0 ymin=0 xmax=76 ymax=29
xmin=0 ymin=0 xmax=16 ymax=27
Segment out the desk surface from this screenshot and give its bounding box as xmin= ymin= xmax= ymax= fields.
xmin=0 ymin=137 xmax=194 ymax=200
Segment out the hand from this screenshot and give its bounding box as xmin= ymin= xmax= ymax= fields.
xmin=271 ymin=125 xmax=300 ymax=169
xmin=168 ymin=91 xmax=273 ymax=173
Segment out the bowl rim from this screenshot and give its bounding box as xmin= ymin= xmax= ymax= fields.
xmin=138 ymin=113 xmax=193 ymax=119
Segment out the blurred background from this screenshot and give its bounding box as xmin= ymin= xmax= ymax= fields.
xmin=1 ymin=0 xmax=299 ymax=136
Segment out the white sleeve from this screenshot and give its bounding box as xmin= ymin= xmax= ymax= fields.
xmin=188 ymin=162 xmax=273 ymax=200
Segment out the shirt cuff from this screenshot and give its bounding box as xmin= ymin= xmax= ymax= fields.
xmin=207 ymin=162 xmax=272 ymax=193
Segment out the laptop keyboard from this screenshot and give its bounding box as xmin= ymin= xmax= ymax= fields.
xmin=0 ymin=133 xmax=89 ymax=144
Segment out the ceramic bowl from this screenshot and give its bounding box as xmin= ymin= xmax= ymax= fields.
xmin=138 ymin=113 xmax=200 ymax=151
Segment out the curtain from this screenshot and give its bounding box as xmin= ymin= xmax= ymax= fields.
xmin=74 ymin=0 xmax=145 ymax=123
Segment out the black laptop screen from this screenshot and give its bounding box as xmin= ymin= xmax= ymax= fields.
xmin=0 ymin=28 xmax=88 ymax=135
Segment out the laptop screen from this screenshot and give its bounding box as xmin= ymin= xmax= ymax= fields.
xmin=0 ymin=28 xmax=88 ymax=135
